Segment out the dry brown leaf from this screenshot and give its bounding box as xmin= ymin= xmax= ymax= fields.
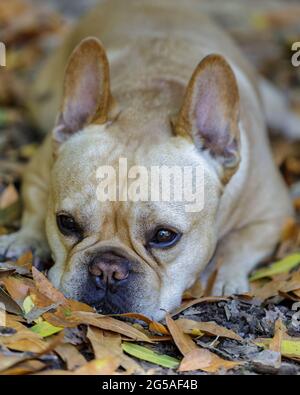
xmin=16 ymin=251 xmax=32 ymax=269
xmin=0 ymin=184 xmax=19 ymax=210
xmin=75 ymin=358 xmax=119 ymax=375
xmin=32 ymin=267 xmax=67 ymax=306
xmin=0 ymin=332 xmax=47 ymax=353
xmin=165 ymin=314 xmax=197 ymax=356
xmin=176 ymin=319 xmax=243 ymax=341
xmin=281 ymin=218 xmax=300 ymax=242
xmin=178 ymin=348 xmax=242 ymax=373
xmin=1 ymin=359 xmax=45 ymax=375
xmin=292 ymin=289 xmax=300 ymax=298
xmin=1 ymin=276 xmax=32 ymax=305
xmin=32 ymin=268 xmax=93 ymax=313
xmin=55 ymin=343 xmax=86 ymax=371
xmin=63 ymin=311 xmax=152 ymax=343
xmin=87 ymin=327 xmax=142 ymax=374
xmin=114 ymin=312 xmax=169 ymax=336
xmin=0 ymin=353 xmax=27 ymax=373
xmin=35 ymin=357 xmax=120 ymax=376
xmin=286 ymin=157 xmax=300 ymax=175
xmin=269 ymin=319 xmax=286 ymax=368
xmin=0 ymin=314 xmax=48 ymax=353
xmin=253 ymin=271 xmax=300 ymax=300
xmin=183 ymin=281 xmax=204 ymax=300
xmin=149 ymin=321 xmax=170 ymax=336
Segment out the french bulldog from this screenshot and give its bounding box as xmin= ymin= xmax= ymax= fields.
xmin=0 ymin=0 xmax=296 ymax=320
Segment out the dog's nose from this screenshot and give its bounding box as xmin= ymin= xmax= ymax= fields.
xmin=89 ymin=253 xmax=129 ymax=290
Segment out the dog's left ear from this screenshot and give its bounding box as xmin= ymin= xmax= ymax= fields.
xmin=53 ymin=37 xmax=112 ymax=146
xmin=174 ymin=54 xmax=240 ymax=181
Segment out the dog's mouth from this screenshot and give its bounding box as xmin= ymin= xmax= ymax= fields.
xmin=88 ymin=289 xmax=136 ymax=314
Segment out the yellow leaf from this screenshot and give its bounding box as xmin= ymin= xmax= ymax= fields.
xmin=250 ymin=254 xmax=300 ymax=281
xmin=122 ymin=343 xmax=180 ymax=369
xmin=30 ymin=321 xmax=63 ymax=338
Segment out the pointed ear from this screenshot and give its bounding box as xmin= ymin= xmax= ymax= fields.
xmin=175 ymin=54 xmax=240 ymax=180
xmin=53 ymin=37 xmax=112 ymax=145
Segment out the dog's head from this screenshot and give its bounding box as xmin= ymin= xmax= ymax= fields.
xmin=46 ymin=38 xmax=240 ymax=320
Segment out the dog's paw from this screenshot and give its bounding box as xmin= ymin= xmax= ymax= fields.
xmin=212 ymin=269 xmax=249 ymax=296
xmin=0 ymin=231 xmax=51 ymax=269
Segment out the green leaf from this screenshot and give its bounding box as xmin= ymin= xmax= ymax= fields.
xmin=256 ymin=339 xmax=300 ymax=358
xmin=250 ymin=253 xmax=300 ymax=281
xmin=281 ymin=340 xmax=300 ymax=357
xmin=122 ymin=342 xmax=180 ymax=369
xmin=23 ymin=295 xmax=34 ymax=315
xmin=30 ymin=321 xmax=63 ymax=338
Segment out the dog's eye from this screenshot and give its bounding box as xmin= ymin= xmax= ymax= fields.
xmin=149 ymin=228 xmax=181 ymax=248
xmin=56 ymin=214 xmax=82 ymax=237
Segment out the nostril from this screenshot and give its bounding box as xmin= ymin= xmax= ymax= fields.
xmin=89 ymin=264 xmax=102 ymax=277
xmin=113 ymin=270 xmax=129 ymax=281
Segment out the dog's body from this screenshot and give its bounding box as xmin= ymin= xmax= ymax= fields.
xmin=0 ymin=0 xmax=294 ymax=319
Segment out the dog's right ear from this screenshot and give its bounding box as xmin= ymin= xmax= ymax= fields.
xmin=53 ymin=37 xmax=112 ymax=147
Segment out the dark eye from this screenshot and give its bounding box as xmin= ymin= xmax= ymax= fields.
xmin=149 ymin=228 xmax=181 ymax=249
xmin=56 ymin=214 xmax=82 ymax=238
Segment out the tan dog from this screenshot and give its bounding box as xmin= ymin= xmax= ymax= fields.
xmin=0 ymin=0 xmax=296 ymax=319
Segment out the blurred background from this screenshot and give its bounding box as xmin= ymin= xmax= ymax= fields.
xmin=0 ymin=0 xmax=300 ymax=248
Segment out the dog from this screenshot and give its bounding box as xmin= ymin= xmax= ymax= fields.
xmin=0 ymin=0 xmax=296 ymax=320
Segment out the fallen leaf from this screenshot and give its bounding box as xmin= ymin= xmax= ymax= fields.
xmin=1 ymin=359 xmax=45 ymax=375
xmin=75 ymin=358 xmax=119 ymax=375
xmin=256 ymin=339 xmax=300 ymax=360
xmin=30 ymin=321 xmax=63 ymax=338
xmin=0 ymin=184 xmax=18 ymax=210
xmin=32 ymin=267 xmax=67 ymax=306
xmin=0 ymin=287 xmax=22 ymax=314
xmin=178 ymin=348 xmax=242 ymax=373
xmin=87 ymin=327 xmax=142 ymax=374
xmin=165 ymin=314 xmax=197 ymax=356
xmin=114 ymin=312 xmax=169 ymax=336
xmin=0 ymin=323 xmax=48 ymax=353
xmin=269 ymin=319 xmax=285 ymax=368
xmin=54 ymin=311 xmax=152 ymax=342
xmin=0 ymin=353 xmax=27 ymax=373
xmin=122 ymin=342 xmax=180 ymax=369
xmin=250 ymin=254 xmax=300 ymax=281
xmin=149 ymin=321 xmax=170 ymax=336
xmin=1 ymin=276 xmax=31 ymax=306
xmin=176 ymin=319 xmax=243 ymax=341
xmin=183 ymin=281 xmax=204 ymax=300
xmin=55 ymin=343 xmax=86 ymax=371
xmin=253 ymin=271 xmax=300 ymax=300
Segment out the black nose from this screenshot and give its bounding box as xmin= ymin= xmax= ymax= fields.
xmin=89 ymin=252 xmax=130 ymax=291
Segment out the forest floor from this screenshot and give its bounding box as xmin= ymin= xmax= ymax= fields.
xmin=0 ymin=0 xmax=300 ymax=375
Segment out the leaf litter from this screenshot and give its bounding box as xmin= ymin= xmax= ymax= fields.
xmin=1 ymin=0 xmax=300 ymax=375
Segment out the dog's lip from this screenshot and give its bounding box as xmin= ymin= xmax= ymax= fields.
xmin=91 ymin=296 xmax=130 ymax=315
